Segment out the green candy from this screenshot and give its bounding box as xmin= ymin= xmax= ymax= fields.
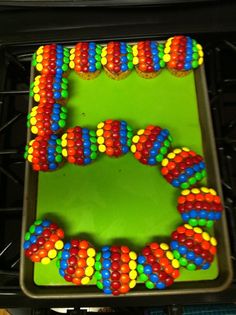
xmin=168 ymin=135 xmax=173 ymax=142
xmin=91 ymin=144 xmax=98 ymax=152
xmin=127 ymin=131 xmax=133 ymax=138
xmin=89 ymin=130 xmax=96 ymax=137
xmin=181 ymin=182 xmax=190 ymax=189
xmin=56 ymin=260 xmax=60 ymax=269
xmin=179 ymin=257 xmax=188 ymax=266
xmin=158 ymin=43 xmax=164 ymax=49
xmin=34 ymin=219 xmax=42 ymax=226
xmin=206 ymin=220 xmax=214 ymax=228
xmin=127 ymin=53 xmax=133 ymax=61
xmin=56 ymin=139 xmax=62 ymax=145
xmin=189 ymin=218 xmax=198 ymax=227
xmin=55 ymin=155 xmax=63 ymax=163
xmin=160 ymin=146 xmax=167 ymax=155
xmin=27 ymin=121 xmax=31 ymax=128
xmin=173 ymin=250 xmax=181 ymax=259
xmin=158 ymin=52 xmax=164 ymax=59
xmin=192 ymin=60 xmax=199 ymax=69
xmin=137 ymin=264 xmax=144 ymax=274
xmin=97 ymin=281 xmax=103 ymax=290
xmin=192 ymin=39 xmax=197 ymax=45
xmin=188 ymin=177 xmax=196 ymax=185
xmin=95 ymin=261 xmax=102 ymax=271
xmin=61 ymin=90 xmax=68 ymax=98
xmin=139 ymin=273 xmax=148 ymax=282
xmin=127 ymin=46 xmax=133 ymax=53
xmin=61 ymin=106 xmax=67 ymax=113
xmin=56 ymin=146 xmax=62 ymax=154
xmin=95 ymin=62 xmax=102 ymax=70
xmin=146 ymin=281 xmax=155 ymax=289
xmin=27 ymin=113 xmax=31 ymax=119
xmin=64 ymin=50 xmax=70 ymax=57
xmin=60 ymin=113 xmax=67 ymax=120
xmin=127 ymin=125 xmax=133 ymax=131
xmin=195 ymin=172 xmax=202 ymax=181
xmin=29 ymin=91 xmax=34 ymax=97
xmin=32 ymin=59 xmax=37 ymax=67
xmin=62 ymin=77 xmax=68 ymax=84
xmin=58 ymin=120 xmax=66 ymax=128
xmin=164 ymin=139 xmax=170 ymax=147
xmin=90 ymin=152 xmax=97 ymax=160
xmin=187 ymin=263 xmax=196 ymax=271
xmin=160 ymin=60 xmax=165 ymax=68
xmin=192 ymin=52 xmax=199 ymax=60
xmin=90 ymin=137 xmax=97 ymax=144
xmin=201 ymin=169 xmax=206 ymax=177
xmin=62 ymin=64 xmax=69 ymax=72
xmin=24 ymin=152 xmax=28 ymax=159
xmin=29 ymin=225 xmax=35 ymax=234
xmin=95 ymin=55 xmax=101 ymax=62
xmin=94 ymin=271 xmax=102 ymax=280
xmin=199 ymin=218 xmax=207 ymax=226
xmin=61 ymin=83 xmax=68 ymax=90
xmin=24 ymin=232 xmax=31 ymax=241
xmin=127 ymin=139 xmax=132 ymax=147
xmin=127 ymin=61 xmax=134 ymax=70
xmin=95 ymin=47 xmax=102 ymax=54
xmin=63 ymin=57 xmax=70 ymax=64
xmin=57 ymin=251 xmax=62 ymax=259
xmin=95 ymin=252 xmax=101 ymax=261
xmin=156 ymin=154 xmax=163 ymax=163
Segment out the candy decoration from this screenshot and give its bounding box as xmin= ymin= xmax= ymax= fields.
xmin=61 ymin=126 xmax=98 ymax=165
xmin=57 ymin=239 xmax=96 ymax=285
xmin=161 ymin=147 xmax=206 ymax=188
xmin=69 ymin=42 xmax=102 ymax=79
xmin=24 ymin=219 xmax=64 ymax=264
xmin=94 ymin=246 xmax=138 ymax=295
xmin=96 ymin=120 xmax=133 ymax=157
xmin=137 ymin=242 xmax=180 ymax=289
xmin=131 ymin=125 xmax=172 ymax=165
xmin=24 ymin=134 xmax=64 ymax=171
xmin=30 ymin=74 xmax=69 ymax=104
xmin=132 ymin=41 xmax=166 ymax=78
xmin=32 ymin=44 xmax=70 ymax=75
xmin=27 ymin=103 xmax=67 ymax=136
xmin=101 ymin=42 xmax=134 ymax=79
xmin=163 ymin=35 xmax=204 ymax=77
xmin=170 ymin=224 xmax=217 ymax=270
xmin=177 ymin=187 xmax=223 ymax=228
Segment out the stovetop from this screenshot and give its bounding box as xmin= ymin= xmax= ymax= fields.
xmin=0 ymin=11 xmax=236 ymax=308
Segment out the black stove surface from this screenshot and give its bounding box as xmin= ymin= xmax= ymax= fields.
xmin=0 ymin=4 xmax=236 ymax=309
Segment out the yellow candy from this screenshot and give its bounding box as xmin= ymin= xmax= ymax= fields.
xmin=96 ymin=129 xmax=103 ymax=136
xmin=209 ymin=188 xmax=217 ymax=196
xmin=101 ymin=57 xmax=107 ymax=65
xmin=133 ymin=49 xmax=138 ymax=57
xmin=184 ymin=224 xmax=193 ymax=230
xmin=55 ymin=240 xmax=64 ymax=250
xmin=182 ymin=147 xmax=190 ymax=152
xmin=198 ymin=57 xmax=203 ymax=65
xmin=81 ymin=276 xmax=90 ymax=285
xmin=86 ymin=257 xmax=95 ymax=267
xmin=199 ymin=50 xmax=204 ymax=57
xmin=160 ymin=243 xmax=169 ymax=251
xmin=36 ymin=48 xmax=44 ymax=55
xmin=34 ymin=94 xmax=40 ymax=102
xmin=28 ymin=147 xmax=33 ymax=154
xmin=129 ymin=251 xmax=137 ymax=260
xmin=70 ymin=54 xmax=75 ymax=61
xmin=164 ymin=47 xmax=171 ymax=54
xmin=62 ymin=133 xmax=67 ymax=140
xmin=196 ymin=44 xmax=203 ymax=51
xmin=29 ymin=140 xmax=34 ymax=145
xmin=61 ymin=139 xmax=67 ymax=147
xmin=30 ymin=111 xmax=37 ymax=117
xmin=167 ymin=152 xmax=175 ymax=159
xmin=87 ymin=247 xmax=96 ymax=257
xmin=97 ymin=136 xmax=104 ymax=144
xmin=30 ymin=117 xmax=37 ymax=125
xmin=70 ymin=48 xmax=75 ymax=54
xmin=163 ymin=54 xmax=171 ymax=63
xmin=173 ymin=148 xmax=181 ymax=154
xmin=202 ymin=232 xmax=210 ymax=241
xmin=27 ymin=154 xmax=33 ymax=162
xmin=133 ymin=56 xmax=139 ymax=65
xmin=36 ymin=63 xmax=43 ymax=72
xmin=31 ymin=105 xmax=38 ymax=112
xmin=31 ymin=126 xmax=38 ymax=134
xmin=36 ymin=55 xmax=43 ymax=63
xmin=41 ymin=257 xmax=50 ymax=265
xmin=129 ymin=260 xmax=137 ymax=270
xmin=166 ymin=251 xmax=173 ymax=260
xmin=69 ymin=61 xmax=75 ymax=69
xmin=192 ymin=188 xmax=200 ymax=194
xmin=182 ymin=189 xmax=190 ymax=196
xmin=193 ymin=227 xmax=202 ymax=234
xmin=85 ymin=267 xmax=94 ymax=277
xmin=98 ymin=144 xmax=106 ymax=153
xmin=161 ymin=158 xmax=168 ymax=167
xmin=48 ymin=249 xmax=57 ymax=259
xmin=172 ymin=259 xmax=180 ymax=269
xmin=35 ymin=75 xmax=41 ymax=81
xmin=101 ymin=49 xmax=107 ymax=57
xmin=201 ymin=187 xmax=209 ymax=193
xmin=129 ymin=279 xmax=136 ymax=288
xmin=129 ymin=270 xmax=137 ymax=280
xmin=132 ymin=135 xmax=140 ymax=144
xmin=97 ymin=122 xmax=104 ymax=129
xmin=130 ymin=144 xmax=136 ymax=153
xmin=62 ymin=148 xmax=68 ymax=157
xmin=137 ymin=129 xmax=144 ymax=136
xmin=210 ymin=237 xmax=217 ymax=246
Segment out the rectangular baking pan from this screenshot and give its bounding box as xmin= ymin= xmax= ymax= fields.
xmin=20 ymin=44 xmax=233 ymax=299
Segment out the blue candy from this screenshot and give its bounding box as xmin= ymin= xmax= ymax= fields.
xmin=35 ymin=226 xmax=43 ymax=235
xmin=144 ymin=265 xmax=152 ymax=275
xmin=62 ymin=250 xmax=70 ymax=260
xmin=150 ymin=274 xmax=159 ymax=283
xmin=102 ymin=259 xmax=111 ymax=269
xmin=101 ymin=269 xmax=110 ymax=279
xmin=138 ymin=255 xmax=146 ymax=264
xmin=156 ymin=282 xmax=166 ymax=289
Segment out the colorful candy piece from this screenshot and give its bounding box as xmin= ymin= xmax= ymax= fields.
xmin=30 ymin=74 xmax=69 ymax=105
xmin=96 ymin=120 xmax=133 ymax=157
xmin=94 ymin=245 xmax=138 ymax=295
xmin=177 ymin=187 xmax=223 ymax=228
xmin=137 ymin=242 xmax=180 ymax=289
xmin=102 ymin=42 xmax=134 ymax=80
xmin=24 ymin=218 xmax=64 ymax=264
xmin=32 ymin=44 xmax=70 ymax=75
xmin=133 ymin=41 xmax=166 ymax=78
xmin=57 ymin=239 xmax=96 ymax=285
xmin=27 ymin=103 xmax=67 ymax=136
xmin=131 ymin=125 xmax=172 ymax=165
xmin=24 ymin=134 xmax=64 ymax=171
xmin=69 ymin=42 xmax=102 ymax=79
xmin=170 ymin=224 xmax=217 ymax=270
xmin=163 ymin=35 xmax=204 ymax=77
xmin=161 ymin=147 xmax=206 ymax=188
xmin=61 ymin=126 xmax=98 ymax=165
